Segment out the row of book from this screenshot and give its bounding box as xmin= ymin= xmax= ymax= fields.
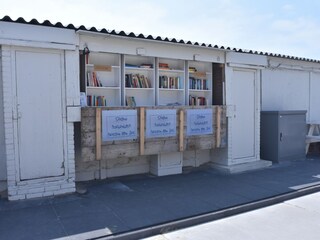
xmin=87 ymin=95 xmax=107 ymax=106
xmin=189 ymin=77 xmax=208 ymax=90
xmin=159 ymin=76 xmax=182 ymax=89
xmin=189 ymin=95 xmax=208 ymax=106
xmin=87 ymin=71 xmax=103 ymax=87
xmin=125 ymin=74 xmax=151 ymax=88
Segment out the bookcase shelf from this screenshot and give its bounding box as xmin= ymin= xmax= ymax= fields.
xmin=124 ymin=55 xmax=156 ymax=107
xmin=187 ymin=61 xmax=213 ymax=106
xmin=82 ymin=52 xmax=215 ymax=108
xmin=157 ymin=58 xmax=186 ymax=106
xmin=85 ymin=52 xmax=121 ymax=107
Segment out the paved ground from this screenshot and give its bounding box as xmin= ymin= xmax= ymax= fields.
xmin=145 ymin=191 xmax=320 ymax=240
xmin=0 ymin=157 xmax=320 ymax=240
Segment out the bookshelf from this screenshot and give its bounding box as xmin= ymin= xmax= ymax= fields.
xmin=157 ymin=58 xmax=186 ymax=106
xmin=187 ymin=61 xmax=212 ymax=106
xmin=86 ymin=52 xmax=121 ymax=107
xmin=124 ymin=55 xmax=155 ymax=106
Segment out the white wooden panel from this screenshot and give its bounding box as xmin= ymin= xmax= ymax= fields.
xmin=16 ymin=51 xmax=65 ymax=180
xmin=232 ymin=70 xmax=255 ymax=159
xmin=65 ymin=50 xmax=80 ymax=106
xmin=261 ymin=69 xmax=309 ymax=117
xmin=0 ymin=22 xmax=77 ymax=46
xmin=226 ymin=52 xmax=267 ymax=66
xmin=310 ymin=72 xmax=320 ymax=122
xmin=79 ymin=34 xmax=225 ymax=63
xmin=0 ymin=60 xmax=6 ymax=180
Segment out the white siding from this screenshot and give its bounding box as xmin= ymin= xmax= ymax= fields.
xmin=262 ymin=69 xmax=309 ymax=118
xmin=310 ymin=72 xmax=320 ymax=122
xmin=0 ymin=47 xmax=7 ymax=180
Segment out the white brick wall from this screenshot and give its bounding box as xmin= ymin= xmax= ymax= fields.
xmin=1 ymin=46 xmax=76 ymax=201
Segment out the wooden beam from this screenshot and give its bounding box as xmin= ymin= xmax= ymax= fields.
xmin=96 ymin=108 xmax=102 ymax=160
xmin=140 ymin=107 xmax=145 ymax=155
xmin=216 ymin=106 xmax=221 ymax=148
xmin=179 ymin=109 xmax=184 ymax=151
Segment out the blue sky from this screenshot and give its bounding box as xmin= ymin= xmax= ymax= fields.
xmin=1 ymin=0 xmax=320 ymax=60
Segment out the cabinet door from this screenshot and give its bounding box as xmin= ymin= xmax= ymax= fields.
xmin=279 ymin=114 xmax=305 ymax=160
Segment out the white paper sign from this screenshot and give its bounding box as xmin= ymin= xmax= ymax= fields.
xmin=146 ymin=109 xmax=176 ymax=138
xmin=187 ymin=109 xmax=213 ymax=136
xmin=102 ymin=110 xmax=137 ymax=141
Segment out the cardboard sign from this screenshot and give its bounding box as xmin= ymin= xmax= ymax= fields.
xmin=102 ymin=110 xmax=137 ymax=141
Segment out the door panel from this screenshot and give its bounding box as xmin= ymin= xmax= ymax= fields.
xmin=232 ymin=70 xmax=255 ymax=159
xmin=16 ymin=51 xmax=65 ymax=180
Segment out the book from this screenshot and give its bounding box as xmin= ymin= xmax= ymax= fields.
xmin=125 ymin=74 xmax=150 ymax=88
xmin=159 ymin=62 xmax=170 ymax=70
xmin=140 ymin=63 xmax=153 ymax=68
xmin=189 ymin=95 xmax=208 ymax=106
xmin=126 ymin=96 xmax=136 ymax=107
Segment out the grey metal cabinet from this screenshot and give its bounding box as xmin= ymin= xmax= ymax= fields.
xmin=260 ymin=111 xmax=306 ymax=163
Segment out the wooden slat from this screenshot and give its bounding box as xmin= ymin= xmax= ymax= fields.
xmin=96 ymin=108 xmax=102 ymax=160
xmin=140 ymin=107 xmax=145 ymax=155
xmin=179 ymin=109 xmax=184 ymax=151
xmin=216 ymin=106 xmax=221 ymax=148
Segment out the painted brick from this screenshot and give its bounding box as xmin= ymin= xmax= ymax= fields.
xmin=26 ymin=192 xmax=43 ymax=199
xmin=53 ymin=188 xmax=74 ymax=196
xmin=42 ymin=191 xmax=54 ymax=197
xmin=60 ymin=182 xmax=75 ymax=189
xmin=17 ymin=189 xmax=30 ymax=195
xmin=7 ymin=174 xmax=15 ymax=181
xmin=45 ymin=185 xmax=61 ymax=192
xmin=27 ymin=187 xmax=45 ymax=194
xmin=9 ymin=194 xmax=26 ymax=201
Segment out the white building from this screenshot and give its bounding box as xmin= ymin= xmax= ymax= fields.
xmin=0 ymin=16 xmax=319 ymax=200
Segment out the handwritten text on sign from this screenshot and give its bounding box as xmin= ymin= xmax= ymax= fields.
xmin=102 ymin=110 xmax=137 ymax=141
xmin=146 ymin=109 xmax=176 ymax=138
xmin=187 ymin=109 xmax=213 ymax=136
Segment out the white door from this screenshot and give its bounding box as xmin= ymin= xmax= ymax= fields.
xmin=231 ymin=69 xmax=256 ymax=160
xmin=15 ymin=50 xmax=65 ymax=180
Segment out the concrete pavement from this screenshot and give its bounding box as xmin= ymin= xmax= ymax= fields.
xmin=0 ymin=157 xmax=320 ymax=239
xmin=145 ymin=191 xmax=320 ymax=240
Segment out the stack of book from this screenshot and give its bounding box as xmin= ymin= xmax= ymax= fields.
xmin=87 ymin=71 xmax=103 ymax=87
xmin=159 ymin=62 xmax=170 ymax=70
xmin=87 ymin=95 xmax=107 ymax=106
xmin=159 ymin=76 xmax=181 ymax=89
xmin=125 ymin=74 xmax=150 ymax=88
xmin=189 ymin=95 xmax=208 ymax=106
xmin=140 ymin=63 xmax=153 ymax=68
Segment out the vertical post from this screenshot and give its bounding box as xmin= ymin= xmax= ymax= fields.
xmin=96 ymin=108 xmax=102 ymax=160
xmin=216 ymin=106 xmax=221 ymax=148
xmin=179 ymin=109 xmax=184 ymax=152
xmin=140 ymin=107 xmax=145 ymax=155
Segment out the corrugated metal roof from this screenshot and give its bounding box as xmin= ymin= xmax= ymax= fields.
xmin=1 ymin=15 xmax=319 ymax=63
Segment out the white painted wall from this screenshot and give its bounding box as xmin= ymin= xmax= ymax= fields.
xmin=262 ymin=68 xmax=310 ymax=119
xmin=309 ymin=72 xmax=320 ymax=122
xmin=0 ymin=47 xmax=7 ymax=180
xmin=79 ymin=34 xmax=225 ymax=64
